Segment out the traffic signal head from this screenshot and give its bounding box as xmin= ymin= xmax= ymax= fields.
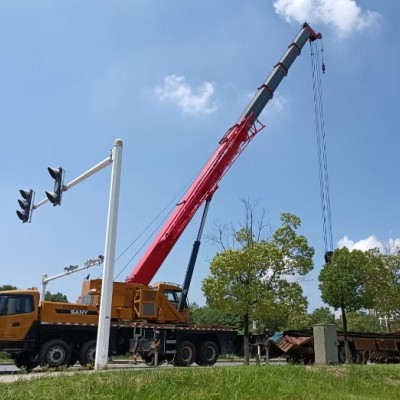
xmin=45 ymin=167 xmax=64 ymax=206
xmin=16 ymin=189 xmax=34 ymax=223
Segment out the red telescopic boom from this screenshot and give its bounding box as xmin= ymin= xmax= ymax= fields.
xmin=127 ymin=23 xmax=321 ymax=285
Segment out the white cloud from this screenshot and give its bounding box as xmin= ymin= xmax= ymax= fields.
xmin=337 ymin=235 xmax=400 ymax=254
xmin=338 ymin=235 xmax=382 ymax=252
xmin=388 ymin=238 xmax=400 ymax=253
xmin=273 ymin=0 xmax=382 ymax=38
xmin=155 ymin=75 xmax=217 ymax=116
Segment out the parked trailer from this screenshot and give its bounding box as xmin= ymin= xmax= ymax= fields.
xmin=269 ymin=329 xmax=400 ymax=364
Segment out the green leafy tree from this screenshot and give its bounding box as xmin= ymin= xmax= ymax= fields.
xmin=258 ymin=281 xmax=311 ymax=332
xmin=309 ymin=307 xmax=335 ymax=325
xmin=335 ymin=311 xmax=383 ymax=333
xmin=203 ymin=202 xmax=314 ymax=365
xmin=0 ymin=285 xmax=18 ymax=291
xmin=189 ymin=303 xmax=241 ymax=328
xmin=364 ymin=250 xmax=400 ymax=325
xmin=44 ymin=291 xmax=68 ymax=303
xmin=319 ymin=247 xmax=373 ymax=363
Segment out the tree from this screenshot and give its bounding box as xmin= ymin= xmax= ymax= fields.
xmin=0 ymin=285 xmax=18 ymax=291
xmin=364 ymin=250 xmax=400 ymax=325
xmin=335 ymin=311 xmax=383 ymax=333
xmin=319 ymin=247 xmax=373 ymax=363
xmin=202 ymin=202 xmax=314 ymax=365
xmin=189 ymin=303 xmax=241 ymax=329
xmin=309 ymin=307 xmax=335 ymax=325
xmin=44 ymin=291 xmax=68 ymax=303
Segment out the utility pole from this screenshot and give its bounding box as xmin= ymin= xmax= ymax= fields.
xmin=16 ymin=138 xmax=123 ymax=370
xmin=95 ymin=139 xmax=123 ymax=370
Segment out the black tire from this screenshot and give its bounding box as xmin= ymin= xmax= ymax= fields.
xmin=13 ymin=352 xmax=37 ymax=371
xmin=68 ymin=354 xmax=78 ymax=367
xmin=141 ymin=353 xmax=173 ymax=366
xmin=141 ymin=354 xmax=154 ymax=366
xmin=39 ymin=339 xmax=71 ymax=368
xmin=79 ymin=339 xmax=96 ymax=366
xmin=196 ymin=341 xmax=218 ymax=366
xmin=13 ymin=359 xmax=22 ymax=368
xmin=174 ymin=341 xmax=196 ymax=367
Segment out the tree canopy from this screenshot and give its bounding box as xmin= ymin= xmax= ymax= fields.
xmin=335 ymin=311 xmax=384 ymax=333
xmin=364 ymin=249 xmax=400 ymax=322
xmin=309 ymin=307 xmax=335 ymax=325
xmin=319 ymin=247 xmax=372 ymax=312
xmin=203 ymin=203 xmax=314 ymax=364
xmin=44 ymin=291 xmax=68 ymax=303
xmin=319 ymin=247 xmax=375 ymax=363
xmin=0 ymin=285 xmax=18 ymax=291
xmin=189 ymin=303 xmax=241 ymax=329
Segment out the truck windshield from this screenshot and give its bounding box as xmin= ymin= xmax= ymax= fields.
xmin=163 ymin=289 xmax=187 ymax=309
xmin=0 ymin=295 xmax=34 ymax=316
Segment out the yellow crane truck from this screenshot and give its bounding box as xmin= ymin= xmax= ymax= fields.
xmin=0 ymin=280 xmax=236 ymax=369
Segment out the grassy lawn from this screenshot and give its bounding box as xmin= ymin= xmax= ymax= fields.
xmin=0 ymin=364 xmax=399 ymax=400
xmin=0 ymin=351 xmax=10 ymax=360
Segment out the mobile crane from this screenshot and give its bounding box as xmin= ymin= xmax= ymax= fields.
xmin=0 ymin=23 xmax=321 ymax=370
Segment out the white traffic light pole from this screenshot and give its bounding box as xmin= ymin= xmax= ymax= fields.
xmin=18 ymin=139 xmax=123 ymax=369
xmin=95 ymin=139 xmax=123 ymax=370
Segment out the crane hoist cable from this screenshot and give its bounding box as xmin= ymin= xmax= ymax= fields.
xmin=310 ymin=38 xmax=333 ymax=259
xmin=110 ymin=167 xmax=203 ymax=280
xmin=113 ymin=212 xmax=170 ymax=280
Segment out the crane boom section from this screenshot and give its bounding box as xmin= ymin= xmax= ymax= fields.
xmin=127 ymin=23 xmax=321 ymax=285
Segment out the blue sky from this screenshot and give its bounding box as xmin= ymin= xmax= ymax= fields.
xmin=1 ymin=0 xmax=399 ymax=312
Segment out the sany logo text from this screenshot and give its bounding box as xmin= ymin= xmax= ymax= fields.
xmin=71 ymin=309 xmax=88 ymax=315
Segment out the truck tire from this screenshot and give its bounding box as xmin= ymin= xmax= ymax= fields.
xmin=79 ymin=339 xmax=97 ymax=366
xmin=196 ymin=341 xmax=218 ymax=366
xmin=13 ymin=352 xmax=37 ymax=371
xmin=68 ymin=353 xmax=78 ymax=367
xmin=142 ymin=354 xmax=155 ymax=366
xmin=38 ymin=339 xmax=71 ymax=368
xmin=174 ymin=341 xmax=196 ymax=367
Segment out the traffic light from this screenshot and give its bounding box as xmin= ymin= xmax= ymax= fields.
xmin=45 ymin=167 xmax=64 ymax=206
xmin=16 ymin=189 xmax=34 ymax=223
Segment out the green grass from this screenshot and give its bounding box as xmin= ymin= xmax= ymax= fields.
xmin=0 ymin=364 xmax=399 ymax=400
xmin=0 ymin=351 xmax=10 ymax=361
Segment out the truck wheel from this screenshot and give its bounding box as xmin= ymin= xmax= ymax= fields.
xmin=68 ymin=353 xmax=78 ymax=367
xmin=174 ymin=341 xmax=196 ymax=367
xmin=196 ymin=341 xmax=218 ymax=366
xmin=142 ymin=354 xmax=154 ymax=366
xmin=39 ymin=339 xmax=71 ymax=368
xmin=79 ymin=339 xmax=96 ymax=366
xmin=13 ymin=352 xmax=37 ymax=371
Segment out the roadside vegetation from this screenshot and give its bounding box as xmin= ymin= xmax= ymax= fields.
xmin=202 ymin=201 xmax=314 ymax=364
xmin=1 ymin=365 xmax=400 ymax=400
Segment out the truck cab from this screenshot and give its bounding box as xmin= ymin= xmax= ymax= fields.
xmin=0 ymin=290 xmax=39 ymax=341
